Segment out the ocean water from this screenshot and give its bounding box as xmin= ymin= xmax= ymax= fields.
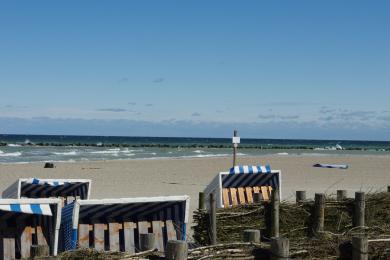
xmin=0 ymin=134 xmax=389 ymax=164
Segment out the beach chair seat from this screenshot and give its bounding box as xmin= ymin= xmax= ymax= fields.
xmin=222 ymin=185 xmax=273 ymax=207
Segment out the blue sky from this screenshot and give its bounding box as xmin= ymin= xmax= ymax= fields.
xmin=0 ymin=1 xmax=389 ymax=140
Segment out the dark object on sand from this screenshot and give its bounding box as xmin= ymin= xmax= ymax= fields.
xmin=313 ymin=163 xmax=348 ymax=169
xmin=44 ymin=162 xmax=54 ymax=168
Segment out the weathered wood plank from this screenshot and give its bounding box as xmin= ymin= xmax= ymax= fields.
xmin=108 ymin=223 xmax=120 ymax=251
xmin=36 ymin=226 xmax=48 ymax=246
xmin=123 ymin=222 xmax=136 ymax=254
xmin=3 ymin=238 xmax=16 ymax=260
xmin=253 ymin=186 xmax=260 ymax=194
xmin=237 ymin=187 xmax=246 ymax=204
xmin=152 ymin=221 xmax=164 ymax=252
xmin=268 ymin=186 xmax=273 ymax=196
xmin=166 ymin=220 xmax=177 ymax=241
xmin=229 ymin=188 xmax=238 ymax=206
xmin=261 ymin=186 xmax=269 ymax=201
xmin=78 ymin=224 xmax=90 ymax=248
xmin=93 ymin=224 xmax=105 ymax=251
xmin=222 ymin=189 xmax=230 ymax=208
xmin=245 ymin=187 xmax=253 ymax=204
xmin=20 ymin=226 xmax=33 ymax=258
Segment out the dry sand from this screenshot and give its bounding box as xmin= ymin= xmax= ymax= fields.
xmin=1 ymin=155 xmax=390 ymax=227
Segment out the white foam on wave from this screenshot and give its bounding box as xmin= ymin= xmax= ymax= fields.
xmin=90 ymin=150 xmax=119 ymax=154
xmin=53 ymin=151 xmax=78 ymax=156
xmin=277 ymin=152 xmax=289 ymax=155
xmin=181 ymin=153 xmax=229 ymax=158
xmin=7 ymin=144 xmax=21 ymax=147
xmin=193 ymin=150 xmax=205 ymax=153
xmin=0 ymin=150 xmax=22 ymax=157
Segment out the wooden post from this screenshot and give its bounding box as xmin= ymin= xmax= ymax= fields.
xmin=30 ymin=245 xmax=50 ymax=257
xmin=354 ymin=192 xmax=365 ymax=227
xmin=352 ymin=236 xmax=368 ymax=260
xmin=166 ymin=240 xmax=188 ymax=260
xmin=198 ymin=192 xmax=205 ymax=210
xmin=243 ymin=229 xmax=260 ymax=243
xmin=271 ymin=189 xmax=280 ymax=238
xmin=387 ymin=186 xmax=390 ymax=193
xmin=296 ymin=191 xmax=306 ymax=203
xmin=232 ymin=130 xmax=238 ymax=167
xmin=139 ymin=233 xmax=155 ymax=251
xmin=209 ymin=193 xmax=217 ymax=245
xmin=270 ymin=237 xmax=289 ymax=260
xmin=313 ymin=193 xmax=325 ymax=234
xmin=253 ymin=192 xmax=262 ymax=203
xmin=337 ymin=190 xmax=347 ymax=201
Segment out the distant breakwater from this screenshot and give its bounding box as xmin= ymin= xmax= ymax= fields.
xmin=1 ymin=142 xmax=389 ymax=151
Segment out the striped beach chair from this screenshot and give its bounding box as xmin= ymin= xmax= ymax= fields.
xmin=0 ymin=198 xmax=62 ymax=259
xmin=60 ymin=195 xmax=189 ymax=253
xmin=204 ymin=165 xmax=281 ymax=208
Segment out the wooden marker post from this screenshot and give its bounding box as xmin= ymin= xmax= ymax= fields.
xmin=198 ymin=192 xmax=205 ymax=210
xmin=271 ymin=189 xmax=280 ymax=238
xmin=296 ymin=191 xmax=306 ymax=203
xmin=243 ymin=229 xmax=260 ymax=243
xmin=139 ymin=233 xmax=155 ymax=251
xmin=352 ymin=236 xmax=368 ymax=260
xmin=210 ymin=193 xmax=217 ymax=245
xmin=313 ymin=193 xmax=325 ymax=234
xmin=166 ymin=240 xmax=188 ymax=260
xmin=232 ymin=130 xmax=240 ymax=167
xmin=337 ymin=190 xmax=347 ymax=201
xmin=270 ymin=237 xmax=289 ymax=260
xmin=354 ymin=192 xmax=365 ymax=227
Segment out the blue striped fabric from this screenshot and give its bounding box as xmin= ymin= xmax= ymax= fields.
xmin=0 ymin=203 xmax=52 ymax=215
xmin=229 ymin=165 xmax=271 ymax=174
xmin=26 ymin=178 xmax=70 ymax=186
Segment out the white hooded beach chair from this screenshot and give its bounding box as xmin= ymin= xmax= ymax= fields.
xmin=204 ymin=165 xmax=282 ymax=208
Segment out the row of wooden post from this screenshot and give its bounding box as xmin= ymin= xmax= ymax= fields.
xmin=201 ymin=189 xmax=369 ymax=259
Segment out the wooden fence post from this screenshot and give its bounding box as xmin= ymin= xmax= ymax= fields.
xmin=166 ymin=240 xmax=188 ymax=260
xmin=296 ymin=191 xmax=306 ymax=203
xmin=354 ymin=192 xmax=365 ymax=227
xmin=253 ymin=193 xmax=262 ymax=203
xmin=139 ymin=233 xmax=155 ymax=251
xmin=30 ymin=245 xmax=49 ymax=257
xmin=198 ymin=192 xmax=205 ymax=210
xmin=210 ymin=193 xmax=217 ymax=245
xmin=271 ymin=189 xmax=280 ymax=238
xmin=243 ymin=229 xmax=260 ymax=243
xmin=270 ymin=237 xmax=289 ymax=260
xmin=313 ymin=193 xmax=325 ymax=234
xmin=352 ymin=236 xmax=368 ymax=260
xmin=337 ymin=190 xmax=347 ymax=201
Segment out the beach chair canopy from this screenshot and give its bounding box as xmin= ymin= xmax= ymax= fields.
xmin=20 ymin=178 xmax=91 ymax=199
xmin=0 ymin=202 xmax=52 ymax=216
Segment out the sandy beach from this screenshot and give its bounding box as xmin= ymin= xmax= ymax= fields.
xmin=1 ymin=155 xmax=390 ymax=224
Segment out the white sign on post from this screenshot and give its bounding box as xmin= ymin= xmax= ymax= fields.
xmin=232 ymin=137 xmax=240 ymax=144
